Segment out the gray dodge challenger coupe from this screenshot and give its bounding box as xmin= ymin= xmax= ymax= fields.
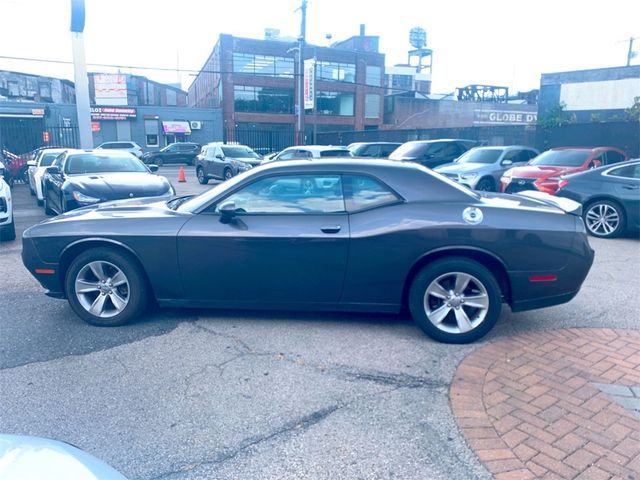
xmin=22 ymin=159 xmax=594 ymax=343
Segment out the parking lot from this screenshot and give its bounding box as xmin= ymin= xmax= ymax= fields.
xmin=1 ymin=165 xmax=639 ymax=479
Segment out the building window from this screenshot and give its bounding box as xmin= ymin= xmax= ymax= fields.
xmin=233 ymin=53 xmax=294 ymax=78
xmin=234 ymin=86 xmax=294 ymax=114
xmin=144 ymin=119 xmax=159 ymax=147
xmin=166 ymin=89 xmax=177 ymax=106
xmin=317 ymin=91 xmax=354 ymax=116
xmin=365 ymin=66 xmax=381 ymax=86
xmin=389 ymin=74 xmax=413 ymax=92
xmin=39 ymin=82 xmax=52 ymax=100
xmin=316 ymin=62 xmax=356 ymax=83
xmin=365 ymin=94 xmax=380 ymax=118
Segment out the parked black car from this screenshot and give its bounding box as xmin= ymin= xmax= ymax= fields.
xmin=23 ymin=159 xmax=593 ymax=344
xmin=556 ymin=159 xmax=640 ymax=238
xmin=41 ymin=150 xmax=174 ymax=215
xmin=348 ymin=142 xmax=402 ymax=158
xmin=195 ymin=143 xmax=262 ymax=184
xmin=389 ymin=139 xmax=478 ymax=168
xmin=141 ymin=142 xmax=200 ymax=166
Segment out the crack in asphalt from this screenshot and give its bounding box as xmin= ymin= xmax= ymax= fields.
xmin=150 ymin=404 xmax=342 ymax=480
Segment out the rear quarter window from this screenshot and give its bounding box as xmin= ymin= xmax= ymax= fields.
xmin=344 ymin=175 xmax=401 ymax=212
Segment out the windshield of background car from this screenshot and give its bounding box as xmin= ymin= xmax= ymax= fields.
xmin=529 ymin=150 xmax=591 ymax=167
xmin=319 ymin=150 xmax=352 ymax=158
xmin=456 ymin=149 xmax=503 ymax=164
xmin=176 ymin=168 xmax=256 ymax=213
xmin=389 ymin=142 xmax=429 ymax=158
xmin=65 ymin=153 xmax=148 ymax=174
xmin=222 ymin=147 xmax=260 ymax=159
xmin=40 ymin=152 xmax=63 ymax=167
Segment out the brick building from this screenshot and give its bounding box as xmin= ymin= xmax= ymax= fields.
xmin=188 ymin=33 xmax=386 ymax=152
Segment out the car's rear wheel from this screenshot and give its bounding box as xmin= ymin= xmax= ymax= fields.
xmin=584 ymin=200 xmax=625 ymax=238
xmin=223 ymin=168 xmax=233 ymax=181
xmin=0 ymin=215 xmax=15 ymax=242
xmin=65 ymin=247 xmax=149 ymax=327
xmin=409 ymin=258 xmax=502 ymax=344
xmin=475 ymin=177 xmax=495 ymax=192
xmin=197 ymin=167 xmax=208 ymax=184
xmin=156 ymin=157 xmax=164 ymax=167
xmin=43 ymin=190 xmax=55 ymax=215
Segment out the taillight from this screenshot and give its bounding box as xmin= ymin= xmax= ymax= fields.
xmin=558 ymin=179 xmax=569 ymax=189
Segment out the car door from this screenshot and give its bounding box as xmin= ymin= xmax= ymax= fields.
xmin=177 ymin=172 xmax=349 ymax=305
xmin=45 ymin=154 xmax=66 ymax=213
xmin=607 ymin=163 xmax=640 ymax=228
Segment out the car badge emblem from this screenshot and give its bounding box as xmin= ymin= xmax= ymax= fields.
xmin=463 ymin=207 xmax=483 ymax=225
xmin=518 ymin=180 xmax=526 ymax=185
xmin=129 ymin=193 xmax=134 ymax=198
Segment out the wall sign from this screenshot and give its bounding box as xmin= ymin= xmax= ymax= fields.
xmin=474 ymin=110 xmax=537 ymax=125
xmin=90 ymin=106 xmax=137 ymax=120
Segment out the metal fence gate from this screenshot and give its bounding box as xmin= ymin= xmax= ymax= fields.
xmin=0 ymin=117 xmax=79 ymax=156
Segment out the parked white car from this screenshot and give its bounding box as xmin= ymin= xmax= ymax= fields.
xmin=0 ymin=161 xmax=15 ymax=241
xmin=262 ymin=145 xmax=352 ymax=164
xmin=96 ymin=141 xmax=143 ymax=158
xmin=27 ymin=148 xmax=67 ymax=206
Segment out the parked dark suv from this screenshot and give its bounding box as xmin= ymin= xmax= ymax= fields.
xmin=389 ymin=139 xmax=478 ymax=168
xmin=142 ymin=142 xmax=200 ymax=166
xmin=196 ymin=143 xmax=262 ymax=183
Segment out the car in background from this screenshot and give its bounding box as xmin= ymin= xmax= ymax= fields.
xmin=23 ymin=159 xmax=594 ymax=344
xmin=41 ymin=149 xmax=173 ymax=215
xmin=435 ymin=146 xmax=539 ymax=191
xmin=348 ymin=142 xmax=402 ymax=158
xmin=0 ymin=161 xmax=15 ymax=241
xmin=500 ymin=147 xmax=628 ymax=195
xmin=556 ymin=159 xmax=640 ymax=238
xmin=389 ymin=139 xmax=478 ymax=168
xmin=262 ymin=145 xmax=353 ymax=164
xmin=96 ymin=141 xmax=144 ymax=159
xmin=195 ymin=143 xmax=262 ymax=184
xmin=0 ymin=434 xmax=129 ymax=480
xmin=141 ymin=142 xmax=200 ymax=166
xmin=27 ymin=148 xmax=67 ymax=206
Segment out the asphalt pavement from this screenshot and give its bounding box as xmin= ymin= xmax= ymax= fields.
xmin=0 ymin=166 xmax=638 ymax=480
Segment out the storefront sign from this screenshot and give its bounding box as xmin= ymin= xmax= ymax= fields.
xmin=94 ymin=74 xmax=127 ymax=106
xmin=303 ymin=59 xmax=315 ymax=110
xmin=31 ymin=108 xmax=45 ymax=116
xmin=474 ymin=110 xmax=537 ymax=125
xmin=162 ymin=121 xmax=191 ymax=134
xmin=90 ymin=106 xmax=137 ymax=120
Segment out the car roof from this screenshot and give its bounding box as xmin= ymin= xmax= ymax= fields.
xmin=549 ymin=147 xmax=621 ymax=152
xmin=403 ymin=139 xmax=477 ymax=145
xmin=470 ymin=145 xmax=536 ymax=151
xmin=285 ymin=145 xmax=349 ymax=152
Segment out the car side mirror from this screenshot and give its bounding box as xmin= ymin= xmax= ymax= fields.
xmin=219 ymin=201 xmax=237 ymax=223
xmin=148 ymin=165 xmax=159 ymax=173
xmin=501 ymin=159 xmax=513 ymax=166
xmin=424 ymin=153 xmax=435 ymax=159
xmin=46 ymin=166 xmax=61 ymax=175
xmin=216 ymin=154 xmax=224 ymax=160
xmin=27 ymin=160 xmax=37 ymax=167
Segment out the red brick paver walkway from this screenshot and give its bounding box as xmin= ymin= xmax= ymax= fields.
xmin=451 ymin=329 xmax=640 ymax=480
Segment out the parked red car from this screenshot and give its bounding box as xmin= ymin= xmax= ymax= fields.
xmin=500 ymin=147 xmax=629 ymax=195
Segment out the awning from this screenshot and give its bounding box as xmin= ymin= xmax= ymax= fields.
xmin=162 ymin=121 xmax=191 ymax=134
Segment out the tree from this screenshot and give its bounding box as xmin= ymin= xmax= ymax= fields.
xmin=537 ymin=102 xmax=576 ymax=128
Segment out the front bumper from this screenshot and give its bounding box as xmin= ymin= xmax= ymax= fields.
xmin=21 ymin=236 xmax=65 ymax=296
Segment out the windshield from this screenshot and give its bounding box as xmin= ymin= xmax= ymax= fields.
xmin=319 ymin=150 xmax=352 ymax=158
xmin=389 ymin=142 xmax=430 ymax=159
xmin=456 ymin=149 xmax=502 ymax=164
xmin=65 ymin=153 xmax=148 ymax=174
xmin=40 ymin=152 xmax=63 ymax=167
xmin=222 ymin=147 xmax=260 ymax=159
xmin=530 ymin=150 xmax=590 ymax=167
xmin=176 ymin=168 xmax=256 ymax=213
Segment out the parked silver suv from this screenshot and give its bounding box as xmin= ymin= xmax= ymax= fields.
xmin=96 ymin=141 xmax=144 ymax=159
xmin=434 ymin=146 xmax=539 ymax=191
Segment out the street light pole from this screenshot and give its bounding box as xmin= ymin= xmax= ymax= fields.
xmin=296 ymin=0 xmax=307 ymax=145
xmin=70 ymin=0 xmax=92 ymax=149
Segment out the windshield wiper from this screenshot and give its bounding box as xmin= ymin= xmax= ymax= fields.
xmin=167 ymin=195 xmax=194 ymax=210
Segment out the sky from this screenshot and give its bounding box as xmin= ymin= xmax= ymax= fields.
xmin=0 ymin=0 xmax=638 ymax=95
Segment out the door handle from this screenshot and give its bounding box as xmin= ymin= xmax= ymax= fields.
xmin=320 ymin=225 xmax=341 ymax=234
xmin=622 ymin=184 xmax=639 ymax=190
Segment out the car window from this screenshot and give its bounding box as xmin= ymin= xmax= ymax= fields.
xmin=344 ymin=175 xmax=400 ymax=211
xmin=379 ymin=144 xmax=400 ymax=156
xmin=457 ymin=149 xmax=502 ymax=164
xmin=361 ymin=145 xmax=380 ymax=157
xmin=426 ymin=142 xmax=445 ymax=155
xmin=604 ymin=151 xmax=625 ymax=165
xmin=65 ymin=153 xmax=148 ymax=174
xmin=443 ymin=143 xmax=463 ymax=157
xmin=607 ymin=164 xmax=640 ymax=179
xmin=530 ymin=150 xmax=591 ymax=167
xmin=591 ymin=153 xmax=606 ymax=168
xmin=219 ymin=174 xmax=345 ymax=214
xmin=319 ymin=149 xmax=351 ymax=158
xmin=40 ymin=152 xmax=63 ymax=167
xmin=520 ymin=150 xmax=538 ymax=162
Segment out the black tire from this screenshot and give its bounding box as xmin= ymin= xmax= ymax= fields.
xmin=197 ymin=167 xmax=209 ymax=185
xmin=0 ymin=215 xmax=16 ymax=242
xmin=19 ymin=166 xmax=29 ymax=184
xmin=583 ymin=200 xmax=625 ymax=239
xmin=475 ymin=177 xmax=495 ymax=192
xmin=156 ymin=157 xmax=164 ymax=167
xmin=43 ymin=190 xmax=55 ymax=215
xmin=223 ymin=168 xmax=233 ymax=181
xmin=408 ymin=257 xmax=502 ymax=344
xmin=37 ymin=199 xmax=43 ymax=207
xmin=65 ymin=247 xmax=149 ymax=327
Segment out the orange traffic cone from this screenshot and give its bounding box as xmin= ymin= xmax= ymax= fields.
xmin=178 ymin=166 xmax=186 ymax=183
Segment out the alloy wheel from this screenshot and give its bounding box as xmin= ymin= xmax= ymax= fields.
xmin=585 ymin=203 xmax=620 ymax=237
xmin=423 ymin=272 xmax=489 ymax=334
xmin=74 ymin=261 xmax=130 ymax=318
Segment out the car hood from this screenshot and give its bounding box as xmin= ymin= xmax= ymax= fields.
xmin=64 ymin=172 xmax=172 ymax=199
xmin=435 ymin=162 xmax=491 ymax=174
xmin=228 ymin=156 xmax=262 ymax=166
xmin=506 ymin=165 xmax=583 ymax=179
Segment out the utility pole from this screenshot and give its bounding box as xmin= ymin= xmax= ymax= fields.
xmin=295 ymin=0 xmax=307 ymax=145
xmin=627 ymin=37 xmax=636 ymax=66
xmin=70 ymin=0 xmax=93 ymax=149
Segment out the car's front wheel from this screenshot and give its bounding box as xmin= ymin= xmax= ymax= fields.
xmin=65 ymin=247 xmax=149 ymax=326
xmin=475 ymin=177 xmax=495 ymax=192
xmin=409 ymin=258 xmax=502 ymax=344
xmin=223 ymin=168 xmax=233 ymax=181
xmin=584 ymin=200 xmax=625 ymax=238
xmin=0 ymin=215 xmax=15 ymax=241
xmin=197 ymin=167 xmax=208 ymax=184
